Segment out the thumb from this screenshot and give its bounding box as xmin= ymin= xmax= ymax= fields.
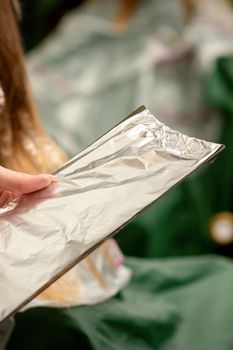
xmin=0 ymin=166 xmax=54 ymax=194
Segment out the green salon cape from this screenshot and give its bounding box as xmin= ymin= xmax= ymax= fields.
xmin=7 ymin=55 xmax=233 ymax=350
xmin=8 ymin=0 xmax=233 ymax=347
xmin=7 ymin=256 xmax=233 ymax=350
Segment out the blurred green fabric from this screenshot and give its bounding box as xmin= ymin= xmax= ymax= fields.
xmin=7 ymin=256 xmax=233 ymax=350
xmin=117 ymin=56 xmax=233 ymax=258
xmin=8 ymin=2 xmax=233 ymax=349
xmin=26 ymin=0 xmax=232 ymax=258
xmin=7 ymin=55 xmax=233 ymax=350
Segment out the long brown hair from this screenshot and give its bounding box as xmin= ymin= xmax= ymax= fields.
xmin=0 ymin=0 xmax=67 ymax=174
xmin=0 ymin=0 xmax=124 ymax=302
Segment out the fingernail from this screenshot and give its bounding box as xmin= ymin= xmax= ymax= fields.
xmin=44 ymin=174 xmax=58 ymax=184
xmin=40 ymin=174 xmax=52 ymax=185
xmin=49 ymin=175 xmax=57 ymax=183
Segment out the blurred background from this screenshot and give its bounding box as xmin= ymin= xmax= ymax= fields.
xmin=20 ymin=0 xmax=233 ymax=259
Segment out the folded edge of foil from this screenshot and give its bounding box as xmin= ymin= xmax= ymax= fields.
xmin=0 ymin=106 xmax=224 ymax=322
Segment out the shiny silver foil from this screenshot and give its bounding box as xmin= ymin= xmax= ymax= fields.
xmin=0 ymin=106 xmax=224 ymax=322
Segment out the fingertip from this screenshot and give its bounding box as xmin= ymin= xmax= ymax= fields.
xmin=41 ymin=174 xmax=58 ymax=185
xmin=49 ymin=175 xmax=58 ymax=183
xmin=39 ymin=174 xmax=52 ymax=187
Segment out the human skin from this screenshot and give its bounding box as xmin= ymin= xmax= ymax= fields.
xmin=0 ymin=166 xmax=54 ymax=207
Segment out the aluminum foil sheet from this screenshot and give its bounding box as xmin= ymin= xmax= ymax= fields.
xmin=25 ymin=239 xmax=130 ymax=310
xmin=0 ymin=106 xmax=224 ymax=323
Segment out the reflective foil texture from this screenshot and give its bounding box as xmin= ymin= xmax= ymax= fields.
xmin=0 ymin=106 xmax=224 ymax=322
xmin=26 ymin=239 xmax=130 ymax=310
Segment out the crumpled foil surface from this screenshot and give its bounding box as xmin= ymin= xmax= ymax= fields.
xmin=26 ymin=238 xmax=130 ymax=310
xmin=0 ymin=106 xmax=223 ymax=322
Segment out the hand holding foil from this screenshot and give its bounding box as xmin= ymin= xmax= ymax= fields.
xmin=0 ymin=167 xmax=53 ymax=209
xmin=0 ymin=107 xmax=224 ymax=322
